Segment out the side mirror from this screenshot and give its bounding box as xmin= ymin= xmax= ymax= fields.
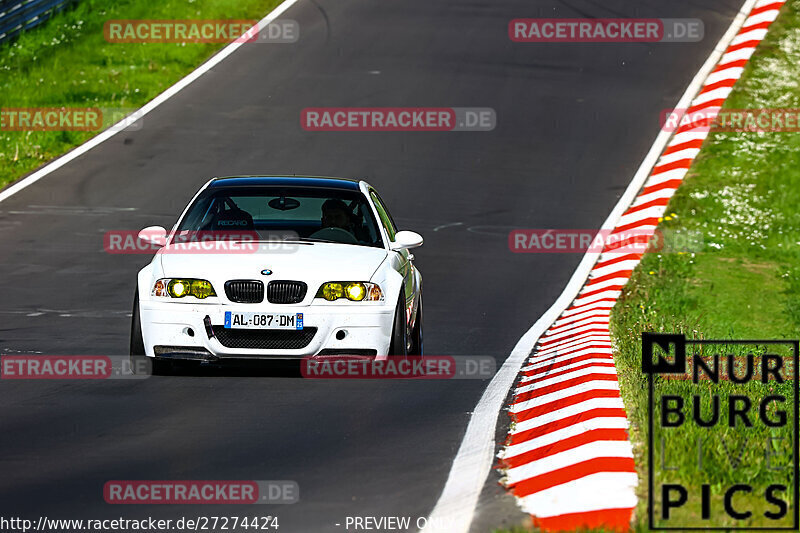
xmin=390 ymin=230 xmax=423 ymax=250
xmin=138 ymin=226 xmax=167 ymax=247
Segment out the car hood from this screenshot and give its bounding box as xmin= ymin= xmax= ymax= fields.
xmin=157 ymin=242 xmax=388 ymax=284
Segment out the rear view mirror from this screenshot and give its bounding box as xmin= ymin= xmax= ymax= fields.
xmin=268 ymin=196 xmax=301 ymax=211
xmin=390 ymin=230 xmax=423 ymax=250
xmin=138 ymin=226 xmax=167 ymax=247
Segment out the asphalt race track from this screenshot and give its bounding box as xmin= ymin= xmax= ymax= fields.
xmin=0 ymin=1 xmax=744 ymax=531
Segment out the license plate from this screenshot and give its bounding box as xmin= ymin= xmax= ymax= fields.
xmin=224 ymin=311 xmax=303 ymax=330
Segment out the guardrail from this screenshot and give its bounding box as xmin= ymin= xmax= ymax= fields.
xmin=0 ymin=0 xmax=77 ymax=44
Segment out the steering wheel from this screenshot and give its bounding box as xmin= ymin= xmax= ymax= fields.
xmin=308 ymin=227 xmax=359 ymax=244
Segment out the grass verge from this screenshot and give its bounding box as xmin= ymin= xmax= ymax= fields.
xmin=612 ymin=0 xmax=800 ymax=529
xmin=0 ymin=0 xmax=282 ymax=188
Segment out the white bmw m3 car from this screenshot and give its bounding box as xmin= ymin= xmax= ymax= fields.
xmin=130 ymin=176 xmax=423 ymax=371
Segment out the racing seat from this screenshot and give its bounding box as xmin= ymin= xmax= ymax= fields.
xmin=207 ymin=207 xmax=255 ymax=231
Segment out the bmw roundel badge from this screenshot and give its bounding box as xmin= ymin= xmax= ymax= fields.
xmin=261 ymin=269 xmax=273 ymax=276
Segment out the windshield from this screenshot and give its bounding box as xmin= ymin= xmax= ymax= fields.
xmin=174 ymin=186 xmax=384 ymax=248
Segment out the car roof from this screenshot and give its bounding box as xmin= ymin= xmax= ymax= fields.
xmin=209 ymin=175 xmax=362 ymax=191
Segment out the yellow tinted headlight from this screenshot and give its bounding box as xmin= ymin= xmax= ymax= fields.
xmin=322 ymin=282 xmax=343 ymax=301
xmin=168 ymin=279 xmax=190 ymax=298
xmin=190 ymin=279 xmax=216 ymax=299
xmin=317 ymin=282 xmax=383 ymax=302
xmin=154 ymin=278 xmax=216 ymax=299
xmin=344 ymin=282 xmax=366 ymax=301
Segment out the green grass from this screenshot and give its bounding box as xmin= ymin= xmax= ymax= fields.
xmin=0 ymin=0 xmax=282 ymax=188
xmin=611 ymin=0 xmax=800 ymax=529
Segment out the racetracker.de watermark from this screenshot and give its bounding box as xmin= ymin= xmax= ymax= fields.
xmin=104 ymin=230 xmax=263 ymax=255
xmin=103 ymin=19 xmax=299 ymax=43
xmin=301 ymin=108 xmax=496 ymax=131
xmin=104 ymin=481 xmax=298 ymax=504
xmin=509 ymin=18 xmax=703 ymax=42
xmin=1 ymin=356 xmax=148 ymax=379
xmin=300 ymin=356 xmax=496 ymax=379
xmin=509 ymin=228 xmax=704 ymax=254
xmin=662 ymin=108 xmax=800 ymax=133
xmin=0 ymin=107 xmax=143 ymax=132
xmin=103 ymin=230 xmax=311 ymax=255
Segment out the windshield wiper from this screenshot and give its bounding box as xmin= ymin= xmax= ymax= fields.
xmin=296 ymin=237 xmax=340 ymax=244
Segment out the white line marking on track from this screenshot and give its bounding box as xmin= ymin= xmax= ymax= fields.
xmin=433 ymin=222 xmax=464 ymax=231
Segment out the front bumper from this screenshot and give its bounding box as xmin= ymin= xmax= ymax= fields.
xmin=139 ymin=299 xmax=394 ymax=359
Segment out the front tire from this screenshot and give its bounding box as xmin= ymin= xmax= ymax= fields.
xmin=409 ymin=295 xmax=423 ymax=357
xmin=129 ymin=290 xmax=171 ymax=375
xmin=389 ymin=291 xmax=409 ymax=357
xmin=130 ymin=291 xmax=145 ymax=356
